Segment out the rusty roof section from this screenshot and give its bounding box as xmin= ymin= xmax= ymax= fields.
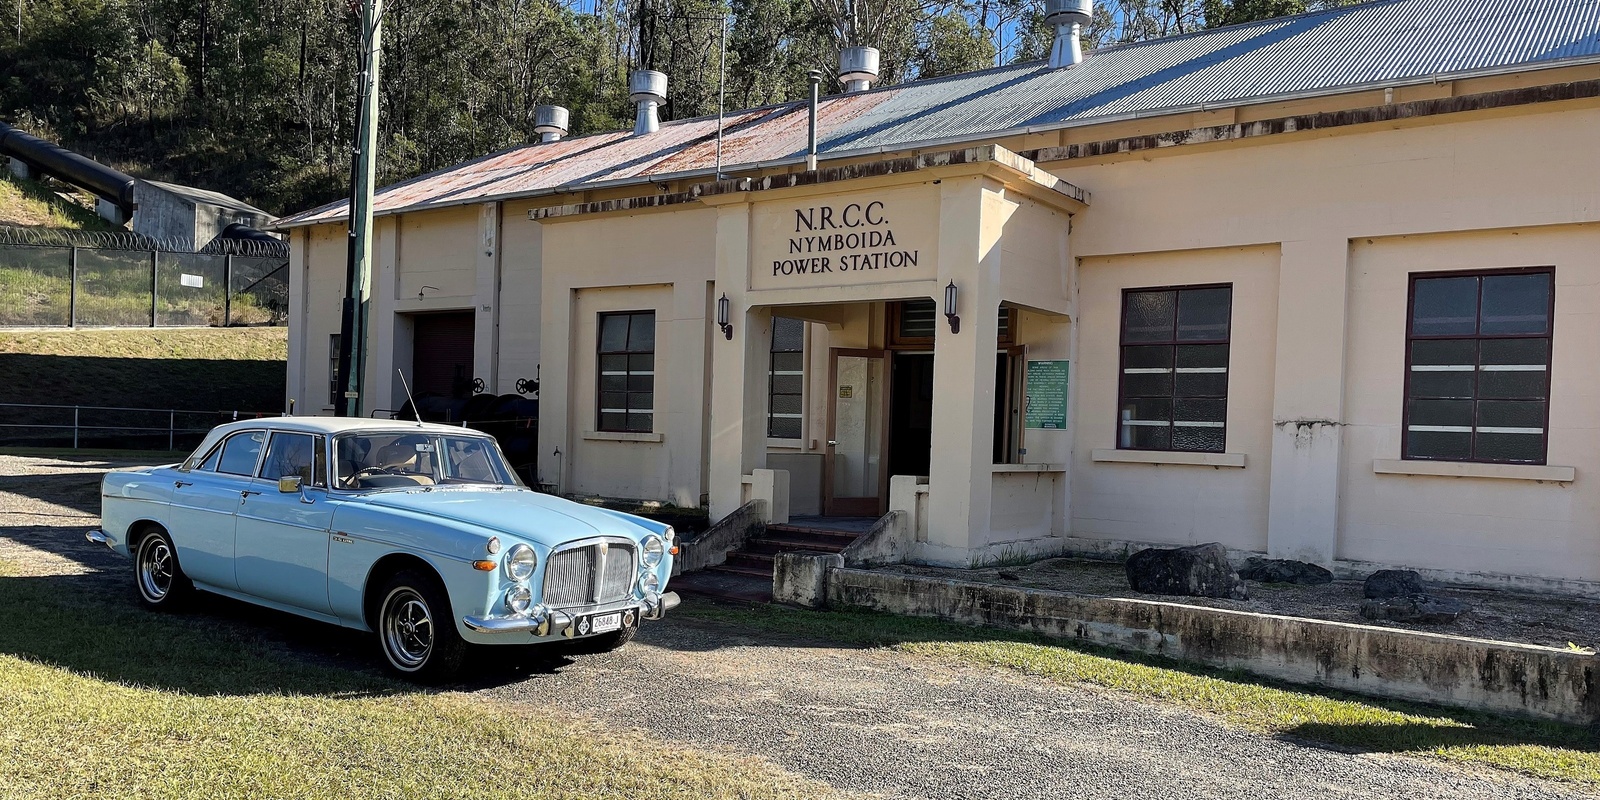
xmin=276 ymin=0 xmax=1600 ymax=229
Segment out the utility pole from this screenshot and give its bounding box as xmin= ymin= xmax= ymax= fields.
xmin=336 ymin=0 xmax=383 ymax=417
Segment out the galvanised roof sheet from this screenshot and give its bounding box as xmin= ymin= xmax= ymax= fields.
xmin=278 ymin=0 xmax=1600 ymax=227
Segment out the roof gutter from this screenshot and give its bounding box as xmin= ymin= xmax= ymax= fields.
xmin=271 ymin=54 xmax=1600 ymax=230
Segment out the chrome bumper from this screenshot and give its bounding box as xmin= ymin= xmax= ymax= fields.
xmin=85 ymin=529 xmax=111 ymax=547
xmin=462 ymin=591 xmax=681 ymax=636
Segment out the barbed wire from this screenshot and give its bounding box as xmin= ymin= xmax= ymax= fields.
xmin=0 ymin=225 xmax=289 ymax=258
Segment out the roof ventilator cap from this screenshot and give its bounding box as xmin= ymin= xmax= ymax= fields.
xmin=630 ymin=70 xmax=667 ymax=135
xmin=1044 ymin=0 xmax=1093 ymax=69
xmin=837 ymin=47 xmax=880 ymax=93
xmin=534 ymin=105 xmax=570 ymax=143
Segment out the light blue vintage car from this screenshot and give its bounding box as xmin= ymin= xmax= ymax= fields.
xmin=88 ymin=417 xmax=679 ymax=681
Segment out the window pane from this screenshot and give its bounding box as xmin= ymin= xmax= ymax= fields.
xmin=600 ymin=391 xmax=627 ymax=411
xmin=1479 ymin=337 xmax=1548 ymax=366
xmin=1407 ymin=430 xmax=1472 ymax=460
xmin=627 ymin=373 xmax=653 ymax=392
xmin=1174 ymin=397 xmax=1226 ymax=423
xmin=769 ymin=417 xmax=801 ymax=438
xmin=771 ymin=352 xmax=805 ymax=372
xmin=1412 ymin=276 xmax=1479 ymax=336
xmin=1408 ymin=398 xmax=1473 ymax=428
xmin=1122 ymin=371 xmax=1172 ymax=398
xmin=629 ymin=353 xmax=654 ymax=373
xmin=1123 ymin=291 xmax=1176 ymax=342
xmin=1176 ymin=287 xmax=1231 ymax=341
xmin=1409 ymin=369 xmax=1474 ymax=399
xmin=1477 ymin=400 xmax=1544 ymax=430
xmin=1410 ymin=338 xmax=1476 ymax=367
xmin=600 ymin=373 xmax=626 ymax=392
xmin=770 ymin=394 xmax=802 ymax=415
xmin=1173 ymin=426 xmax=1225 ymax=453
xmin=261 ymin=433 xmax=316 ymax=481
xmin=218 ymin=431 xmax=265 ymax=476
xmin=1479 ymin=370 xmax=1546 ymax=400
xmin=1175 ymin=372 xmax=1227 ymax=396
xmin=1121 ymin=398 xmax=1171 ymax=424
xmin=1175 ymin=344 xmax=1228 ymax=369
xmin=600 ymin=314 xmax=629 ymax=351
xmin=600 ymin=412 xmax=627 ymax=431
xmin=627 ymin=392 xmax=653 ymax=412
xmin=1122 ymin=345 xmax=1173 ymax=370
xmin=770 ymin=374 xmax=803 ymax=395
xmin=1124 ymin=424 xmax=1171 ymax=450
xmin=1475 ymin=432 xmax=1544 ymax=462
xmin=599 ymin=354 xmax=628 ymax=374
xmin=627 ymin=312 xmax=656 ymax=351
xmin=1480 ymin=274 xmax=1550 ymax=335
xmin=772 ymin=317 xmax=804 ymax=351
xmin=625 ymin=412 xmax=653 ymax=433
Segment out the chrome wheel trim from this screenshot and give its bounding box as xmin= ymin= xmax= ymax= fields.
xmin=137 ymin=536 xmax=174 ymax=602
xmin=381 ymin=587 xmax=434 ymax=671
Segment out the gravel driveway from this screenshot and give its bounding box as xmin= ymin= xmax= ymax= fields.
xmin=2 ymin=454 xmax=1591 ymax=800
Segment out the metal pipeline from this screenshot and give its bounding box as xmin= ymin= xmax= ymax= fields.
xmin=806 ymin=70 xmax=821 ymax=172
xmin=0 ymin=121 xmax=136 ymax=212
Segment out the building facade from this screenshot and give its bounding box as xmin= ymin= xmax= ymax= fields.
xmin=276 ymin=0 xmax=1600 ymax=592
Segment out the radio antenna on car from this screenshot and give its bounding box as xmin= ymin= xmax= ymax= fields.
xmin=397 ymin=369 xmax=423 ymax=426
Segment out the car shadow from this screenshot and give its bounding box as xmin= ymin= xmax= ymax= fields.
xmin=0 ymin=470 xmax=108 ymax=515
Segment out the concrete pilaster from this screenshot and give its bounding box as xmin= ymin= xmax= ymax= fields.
xmin=1265 ymin=237 xmax=1351 ymax=564
xmin=709 ymin=203 xmax=770 ymax=522
xmin=365 ymin=217 xmax=400 ymax=413
xmin=924 ymin=178 xmax=1002 ymax=563
xmin=286 ymin=228 xmax=307 ymax=413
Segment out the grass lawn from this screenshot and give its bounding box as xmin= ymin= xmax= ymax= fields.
xmin=681 ymin=603 xmax=1600 ymax=788
xmin=0 ymin=562 xmax=849 ymax=799
xmin=0 ymin=173 xmax=109 ymax=230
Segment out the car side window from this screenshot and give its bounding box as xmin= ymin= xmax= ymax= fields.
xmin=217 ymin=431 xmax=267 ymax=476
xmin=194 ymin=443 xmax=224 ymax=472
xmin=259 ymin=432 xmax=324 ymax=487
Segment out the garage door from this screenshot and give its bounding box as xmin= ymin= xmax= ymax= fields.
xmin=411 ymin=312 xmax=475 ymax=398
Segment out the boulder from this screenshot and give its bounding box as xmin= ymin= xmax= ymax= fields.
xmin=1125 ymin=543 xmax=1248 ymax=600
xmin=1238 ymin=557 xmax=1333 ymax=585
xmin=1359 ymin=594 xmax=1468 ymax=625
xmin=1364 ymin=569 xmax=1426 ymax=599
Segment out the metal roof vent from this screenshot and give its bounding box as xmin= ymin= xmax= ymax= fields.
xmin=1044 ymin=0 xmax=1093 ymax=69
xmin=630 ymin=70 xmax=667 ymax=135
xmin=838 ymin=47 xmax=880 ymax=93
xmin=534 ymin=105 xmax=569 ymax=143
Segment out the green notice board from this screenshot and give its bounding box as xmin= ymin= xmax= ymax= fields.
xmin=1025 ymin=360 xmax=1069 ymax=429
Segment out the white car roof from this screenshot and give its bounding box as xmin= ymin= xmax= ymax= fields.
xmin=206 ymin=416 xmax=488 ymax=437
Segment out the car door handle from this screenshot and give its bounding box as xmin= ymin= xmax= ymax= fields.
xmin=240 ymin=490 xmax=262 ymax=498
xmin=174 ymin=480 xmax=192 ymax=488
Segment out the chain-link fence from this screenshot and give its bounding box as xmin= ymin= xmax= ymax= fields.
xmin=0 ymin=227 xmax=289 ymax=328
xmin=0 ymin=402 xmax=275 ymax=451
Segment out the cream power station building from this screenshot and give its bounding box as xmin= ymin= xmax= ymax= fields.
xmin=277 ymin=0 xmax=1600 ymax=594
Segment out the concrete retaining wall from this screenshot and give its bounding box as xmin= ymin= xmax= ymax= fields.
xmin=829 ymin=568 xmax=1600 ymax=724
xmin=674 ymin=500 xmax=765 ymax=576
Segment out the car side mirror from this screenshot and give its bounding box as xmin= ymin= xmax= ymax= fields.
xmin=278 ymin=475 xmax=303 ymax=493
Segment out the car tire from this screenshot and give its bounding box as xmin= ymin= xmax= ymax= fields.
xmin=375 ymin=569 xmax=467 ymax=683
xmin=133 ymin=528 xmax=192 ymax=610
xmin=564 ymin=622 xmax=638 ymax=655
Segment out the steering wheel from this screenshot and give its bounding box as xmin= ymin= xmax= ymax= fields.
xmin=344 ymin=466 xmax=400 ymax=488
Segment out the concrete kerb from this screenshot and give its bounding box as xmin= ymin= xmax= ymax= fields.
xmin=825 ymin=568 xmax=1600 ymax=724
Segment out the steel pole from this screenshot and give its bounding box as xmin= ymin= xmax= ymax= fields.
xmin=338 ymin=0 xmax=383 ymax=417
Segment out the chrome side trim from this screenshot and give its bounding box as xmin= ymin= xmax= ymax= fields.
xmin=462 ymin=609 xmax=575 ymax=636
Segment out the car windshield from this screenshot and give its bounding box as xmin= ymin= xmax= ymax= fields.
xmin=333 ymin=431 xmax=518 ymax=490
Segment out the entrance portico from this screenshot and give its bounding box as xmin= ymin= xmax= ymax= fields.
xmin=705 ymin=146 xmax=1089 ymax=566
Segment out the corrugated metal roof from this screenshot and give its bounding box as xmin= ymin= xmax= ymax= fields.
xmin=277 ymin=0 xmax=1600 ymax=227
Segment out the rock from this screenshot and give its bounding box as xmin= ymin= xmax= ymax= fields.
xmin=1359 ymin=594 xmax=1468 ymax=625
xmin=1364 ymin=569 xmax=1426 ymax=599
xmin=1238 ymin=557 xmax=1333 ymax=585
xmin=1125 ymin=543 xmax=1248 ymax=600
xmin=997 ymin=570 xmax=1021 ymax=581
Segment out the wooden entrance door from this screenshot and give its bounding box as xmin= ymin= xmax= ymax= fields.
xmin=823 ymin=349 xmax=888 ymax=516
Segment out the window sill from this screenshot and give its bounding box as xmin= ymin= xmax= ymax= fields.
xmin=1372 ymin=459 xmax=1574 ymax=483
xmin=766 ymin=438 xmax=804 ymax=450
xmin=1091 ymin=449 xmax=1246 ymax=468
xmin=582 ymin=430 xmax=663 ymax=443
xmin=992 ymin=463 xmax=1066 ymax=474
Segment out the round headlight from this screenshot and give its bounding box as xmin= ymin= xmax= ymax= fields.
xmin=640 ymin=571 xmax=661 ymax=597
xmin=504 ymin=543 xmax=537 ymax=582
xmin=641 ymin=534 xmax=667 ymax=568
xmin=505 ymin=585 xmax=532 ymax=615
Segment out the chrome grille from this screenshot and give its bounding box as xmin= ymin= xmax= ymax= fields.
xmin=541 ymin=540 xmax=637 ymax=608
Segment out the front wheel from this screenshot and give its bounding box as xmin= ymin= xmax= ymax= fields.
xmin=375 ymin=569 xmax=467 ymax=682
xmin=134 ymin=528 xmax=192 ymax=610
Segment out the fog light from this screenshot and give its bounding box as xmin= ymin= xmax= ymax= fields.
xmin=506 ymin=585 xmax=533 ymax=615
xmin=640 ymin=571 xmax=660 ymax=596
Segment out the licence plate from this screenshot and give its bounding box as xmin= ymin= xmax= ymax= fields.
xmin=585 ymin=612 xmax=622 ymax=635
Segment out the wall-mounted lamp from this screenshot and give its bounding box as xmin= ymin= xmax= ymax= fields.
xmin=943 ymin=281 xmax=961 ymax=334
xmin=716 ymin=293 xmax=733 ymax=340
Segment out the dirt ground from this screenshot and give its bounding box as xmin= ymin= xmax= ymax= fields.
xmin=885 ymin=557 xmax=1600 ymax=650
